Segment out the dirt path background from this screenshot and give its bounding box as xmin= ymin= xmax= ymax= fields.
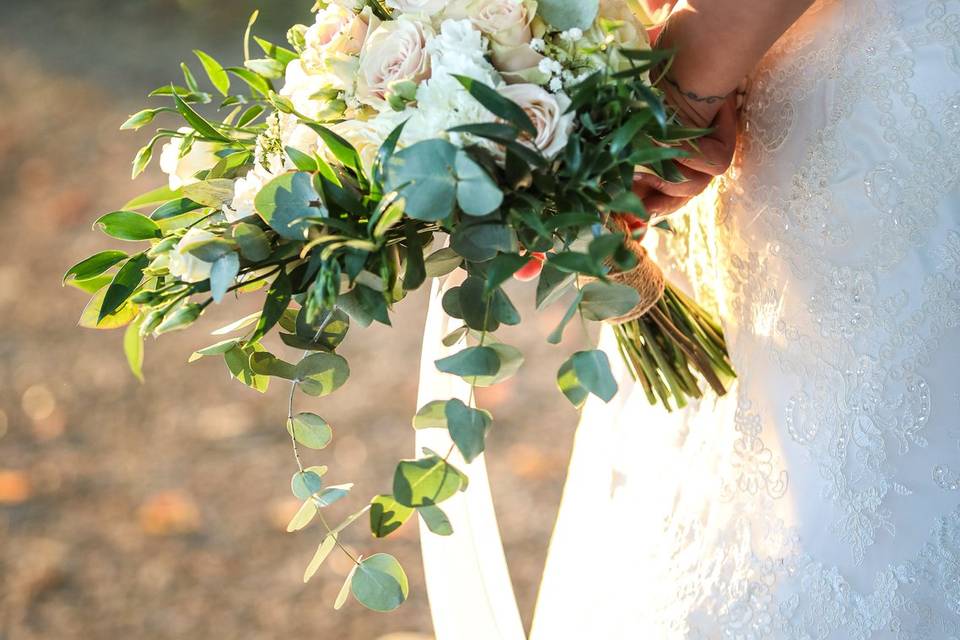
xmin=0 ymin=2 xmax=589 ymax=638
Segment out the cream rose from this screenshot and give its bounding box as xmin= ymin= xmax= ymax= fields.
xmin=357 ymin=17 xmax=432 ymax=109
xmin=499 ymin=84 xmax=574 ymax=158
xmin=468 ymin=0 xmax=533 ymax=47
xmin=168 ymin=228 xmax=218 ymax=283
xmin=158 ymin=127 xmax=220 ymax=191
xmin=385 ymin=0 xmax=446 ymax=16
xmin=304 ymin=3 xmax=374 ymax=61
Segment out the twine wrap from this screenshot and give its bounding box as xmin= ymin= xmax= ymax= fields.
xmin=583 ymin=216 xmax=665 ymax=324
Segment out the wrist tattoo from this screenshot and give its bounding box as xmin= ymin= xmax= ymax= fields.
xmin=663 ymin=75 xmax=727 ymax=105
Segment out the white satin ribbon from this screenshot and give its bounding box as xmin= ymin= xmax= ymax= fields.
xmin=415 ymin=269 xmax=526 ymax=640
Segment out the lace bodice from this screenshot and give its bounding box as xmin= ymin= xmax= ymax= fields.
xmin=531 ymin=1 xmax=960 ymax=637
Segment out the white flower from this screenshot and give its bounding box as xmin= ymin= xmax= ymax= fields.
xmin=386 ymin=0 xmax=446 ymax=16
xmin=224 ymin=171 xmax=267 ymax=223
xmin=549 ymin=76 xmax=563 ymax=92
xmin=168 ymin=228 xmax=218 ymax=283
xmin=330 ymin=111 xmax=405 ymax=175
xmin=357 ymin=17 xmax=433 ymax=109
xmin=559 ymin=28 xmax=583 ymax=42
xmin=498 ymin=84 xmax=574 ymax=158
xmin=529 ymin=37 xmax=545 ymax=52
xmin=158 ymin=127 xmax=220 ymax=191
xmin=402 ymin=20 xmax=500 ymax=145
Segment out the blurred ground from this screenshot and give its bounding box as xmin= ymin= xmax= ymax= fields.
xmin=0 ymin=2 xmax=585 ymax=638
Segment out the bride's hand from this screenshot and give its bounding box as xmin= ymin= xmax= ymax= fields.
xmin=632 ymin=93 xmax=738 ymax=216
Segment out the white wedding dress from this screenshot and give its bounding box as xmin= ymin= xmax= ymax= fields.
xmin=417 ymin=0 xmax=960 ymax=638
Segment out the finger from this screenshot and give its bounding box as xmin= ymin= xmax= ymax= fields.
xmin=644 ymin=192 xmax=691 ymax=217
xmin=634 ymin=167 xmax=712 ymax=199
xmin=676 ymin=95 xmax=738 ymax=176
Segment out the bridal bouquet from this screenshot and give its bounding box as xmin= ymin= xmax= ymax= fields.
xmin=66 ymin=0 xmax=733 ymax=612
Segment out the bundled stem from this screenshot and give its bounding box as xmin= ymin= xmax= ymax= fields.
xmin=613 ymin=282 xmax=734 ymax=412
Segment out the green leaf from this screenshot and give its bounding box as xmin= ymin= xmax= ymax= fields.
xmin=455 ymin=150 xmax=503 ymax=216
xmin=402 ymin=222 xmax=427 ymax=291
xmin=450 ymin=221 xmax=514 ymax=262
xmin=558 ymin=349 xmax=618 ymax=407
xmin=223 ymin=343 xmax=270 ymax=393
xmin=547 ymin=289 xmax=585 ymax=344
xmin=452 ymin=75 xmax=536 ymax=136
xmin=291 ymin=468 xmax=324 ymax=500
xmin=393 ymin=456 xmax=464 ymax=508
xmin=254 ymin=36 xmax=298 ymax=64
xmin=172 ymin=90 xmax=231 ymax=142
xmin=445 ymin=398 xmax=492 ymax=463
xmin=418 ymin=504 xmax=453 ymax=536
xmin=209 ymin=252 xmax=240 ymax=303
xmin=303 ymin=534 xmax=338 ymax=583
xmin=370 ymin=494 xmax=414 ymax=538
xmin=249 ymin=352 xmax=298 ymax=379
xmin=315 ymin=483 xmax=352 ymax=507
xmin=385 ymin=139 xmax=458 ymax=221
xmin=466 ymin=341 xmax=524 ymax=387
xmin=254 ymin=172 xmax=322 ymax=240
xmin=181 ymin=178 xmax=235 ymax=207
xmin=94 ymin=211 xmax=161 ymax=241
xmin=485 ymin=253 xmax=529 ymax=293
xmin=538 ymin=0 xmax=599 ymax=30
xmin=68 ymin=274 xmax=113 ymax=294
xmin=607 ymin=190 xmax=649 ymax=221
xmin=226 ymin=66 xmax=271 ymax=97
xmin=232 ymin=222 xmax=271 ymax=260
xmin=490 ymin=288 xmax=520 ymax=326
xmin=458 ymin=276 xmax=498 ymax=331
xmin=124 ymin=316 xmax=145 ymax=382
xmin=351 ymin=554 xmax=409 ymax=612
xmin=63 ymin=250 xmax=128 ymax=284
xmin=123 ymin=185 xmax=182 ymax=210
xmin=249 ymin=269 xmax=291 ymax=343
xmin=609 ymin=111 xmax=653 ymax=155
xmin=305 ymin=123 xmax=363 ymax=175
xmin=335 ymin=563 xmax=358 ymax=611
xmin=287 ymin=412 xmax=333 ymax=449
xmin=536 ymin=263 xmax=576 ymax=309
xmin=189 ymin=337 xmax=241 ymax=362
xmin=287 ymin=499 xmax=318 ymax=532
xmin=285 ymin=145 xmax=318 ymax=172
xmin=412 ymin=400 xmax=449 ymax=430
xmin=549 ymin=251 xmax=604 ymax=277
xmin=424 ymin=248 xmax=463 ymax=278
xmin=194 ymin=50 xmax=230 ymax=96
xmin=296 ymin=352 xmax=350 ymax=397
xmin=372 ymin=198 xmax=404 ymax=240
xmin=79 ymin=287 xmax=136 ymax=329
xmin=373 ymin=119 xmax=407 ymax=184
xmin=100 ymin=254 xmax=149 ymax=322
xmin=579 ymin=280 xmax=641 ymax=321
xmin=244 ymin=57 xmax=285 ymax=79
xmin=435 ymin=346 xmax=501 ymax=378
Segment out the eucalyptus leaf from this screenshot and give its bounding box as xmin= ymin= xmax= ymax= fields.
xmin=370 ymin=494 xmax=414 ymax=538
xmin=445 ymin=398 xmax=492 ymax=463
xmin=435 ymin=346 xmax=501 ymax=378
xmin=454 ymin=150 xmax=503 ymax=216
xmin=303 ymin=534 xmax=338 ymax=583
xmin=412 ymin=400 xmax=449 ymax=430
xmin=254 ymin=172 xmax=323 ymax=240
xmin=385 ymin=139 xmax=457 ymax=221
xmin=291 ymin=468 xmax=324 ymax=500
xmin=579 ymin=280 xmax=641 ymax=321
xmin=296 ymin=352 xmax=350 ymax=396
xmin=418 ymin=504 xmax=453 ymax=536
xmin=209 ymin=252 xmax=240 ymax=303
xmin=424 ymin=248 xmax=463 ymax=278
xmin=558 ymin=349 xmax=619 ymax=407
xmin=351 ymin=554 xmax=409 ymax=612
xmin=286 ymin=499 xmax=318 ymax=532
xmin=233 ymin=222 xmax=271 ymax=261
xmin=393 ymin=456 xmax=464 ymax=508
xmin=287 ymin=412 xmax=333 ymax=449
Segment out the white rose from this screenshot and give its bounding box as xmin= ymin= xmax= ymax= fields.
xmin=498 ymin=84 xmax=574 ymax=158
xmin=385 ymin=0 xmax=446 ymax=16
xmin=158 ymin=127 xmax=220 ymax=191
xmin=168 ymin=228 xmax=218 ymax=283
xmin=357 ymin=17 xmax=433 ymax=109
